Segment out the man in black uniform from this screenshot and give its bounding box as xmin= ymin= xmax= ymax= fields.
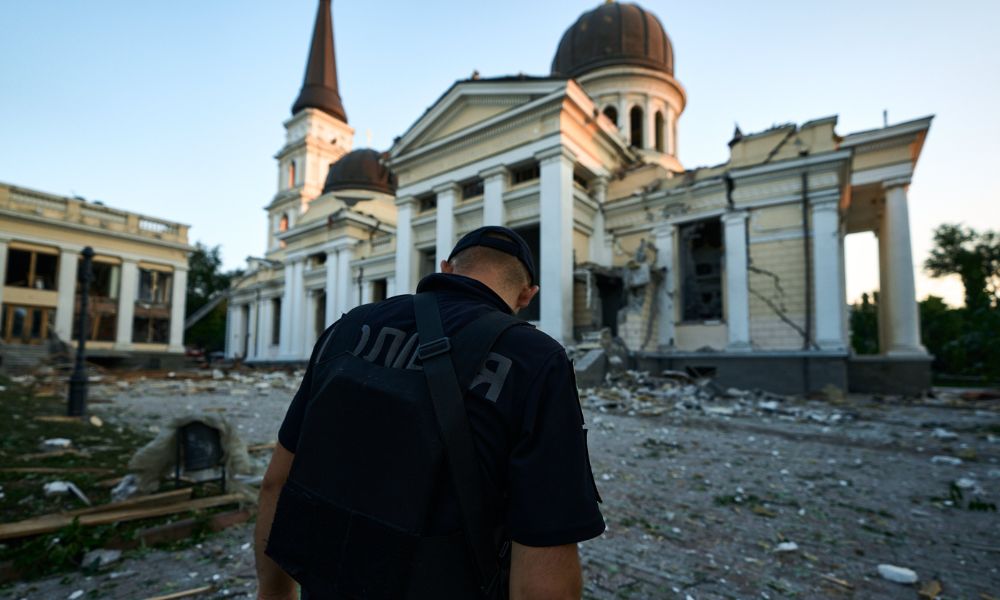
xmin=255 ymin=226 xmax=604 ymax=599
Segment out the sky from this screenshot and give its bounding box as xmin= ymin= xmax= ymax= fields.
xmin=2 ymin=0 xmax=998 ymax=307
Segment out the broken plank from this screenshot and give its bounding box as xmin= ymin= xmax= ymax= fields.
xmin=33 ymin=415 xmax=85 ymax=424
xmin=0 ymin=467 xmax=112 ymax=475
xmin=18 ymin=449 xmax=90 ymax=461
xmin=0 ymin=493 xmax=246 ymax=541
xmin=819 ymin=574 xmax=854 ymax=590
xmin=141 ymin=585 xmax=214 ymax=600
xmin=65 ymin=488 xmax=194 ymax=518
xmin=247 ymin=441 xmax=276 ymax=452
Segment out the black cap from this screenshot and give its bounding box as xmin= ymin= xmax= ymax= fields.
xmin=447 ymin=226 xmax=537 ymax=286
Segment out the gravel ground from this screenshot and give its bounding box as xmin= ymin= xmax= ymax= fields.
xmin=3 ymin=370 xmax=999 ymax=599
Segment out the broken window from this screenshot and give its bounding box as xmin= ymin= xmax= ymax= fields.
xmin=511 ymin=225 xmax=540 ymax=321
xmin=461 ymin=178 xmax=484 ymax=200
xmin=371 ymin=278 xmax=388 ymax=302
xmin=133 ymin=268 xmax=172 ymax=344
xmin=75 ymin=260 xmax=120 ymax=342
xmin=271 ymin=298 xmax=282 ymax=345
xmin=602 ymin=105 xmax=618 ymax=127
xmin=679 ymin=218 xmax=723 ymax=321
xmin=510 ymin=162 xmax=539 ymax=185
xmin=5 ymin=247 xmax=58 ymax=290
xmin=630 ymin=106 xmax=644 ymax=148
xmin=2 ymin=304 xmax=54 ymax=344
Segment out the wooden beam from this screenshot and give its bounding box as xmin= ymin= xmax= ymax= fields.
xmin=0 ymin=493 xmax=245 ymax=541
xmin=141 ymin=585 xmax=214 ymax=600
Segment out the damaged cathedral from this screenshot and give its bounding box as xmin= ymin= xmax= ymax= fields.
xmin=226 ymin=0 xmax=933 ymax=394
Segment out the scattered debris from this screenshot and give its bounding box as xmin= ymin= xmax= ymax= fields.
xmin=42 ymin=481 xmax=91 ymax=506
xmin=82 ymin=548 xmax=122 ymax=570
xmin=918 ymin=579 xmax=943 ymax=599
xmin=111 ymin=474 xmax=140 ymax=503
xmin=877 ymin=564 xmax=919 ymax=584
xmin=773 ymin=542 xmax=799 ymax=553
xmin=41 ymin=438 xmax=73 ymax=450
xmin=930 ymin=455 xmax=963 ymax=466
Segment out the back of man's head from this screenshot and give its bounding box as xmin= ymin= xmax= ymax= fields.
xmin=448 ymin=231 xmax=531 ymax=293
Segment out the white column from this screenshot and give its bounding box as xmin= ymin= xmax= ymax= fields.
xmin=481 ymin=166 xmax=507 ymax=226
xmin=168 ymin=266 xmax=188 ymax=351
xmin=394 ymin=196 xmax=415 ymax=293
xmin=325 ymin=249 xmax=338 ymax=326
xmin=224 ymin=302 xmax=235 ymax=358
xmin=255 ymin=298 xmax=268 ymax=358
xmin=588 ymin=177 xmax=611 ymax=265
xmin=666 ymin=106 xmax=676 ymax=156
xmin=722 ymin=211 xmax=751 ymax=351
xmin=0 ymin=239 xmax=7 ymax=310
xmin=292 ymin=260 xmax=307 ymax=358
xmin=811 ymin=200 xmax=846 ymax=351
xmin=115 ymin=259 xmax=138 ymax=347
xmin=881 ymin=180 xmax=925 ymax=355
xmin=617 ymin=96 xmax=629 ymax=140
xmin=279 ymin=264 xmax=294 ymax=356
xmin=387 ymin=276 xmax=396 ymax=298
xmin=538 ymin=147 xmax=576 ymax=344
xmin=643 ymin=96 xmax=654 ymax=151
xmin=336 ymin=243 xmax=354 ymax=316
xmin=362 ymin=280 xmax=373 ymax=304
xmin=54 ymin=249 xmax=80 ymax=342
xmin=434 ymin=183 xmax=459 ymax=268
xmin=654 ymin=223 xmax=675 ymax=349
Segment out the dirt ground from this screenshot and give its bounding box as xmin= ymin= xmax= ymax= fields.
xmin=2 ymin=370 xmax=999 ymax=599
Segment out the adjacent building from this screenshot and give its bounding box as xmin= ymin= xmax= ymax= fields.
xmin=0 ymin=182 xmax=192 ymax=370
xmin=227 ymin=0 xmax=932 ymax=393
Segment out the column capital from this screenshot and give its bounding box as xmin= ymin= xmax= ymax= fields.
xmin=720 ymin=209 xmax=749 ymax=225
xmin=432 ymin=182 xmax=461 ymax=196
xmin=811 ymin=199 xmax=840 ymax=214
xmin=479 ymin=165 xmax=509 ymax=180
xmin=882 ymin=176 xmax=911 ymax=191
xmin=395 ymin=195 xmax=417 ymax=208
xmin=590 ymin=176 xmax=609 ymax=197
xmin=535 ymin=146 xmax=576 ymax=166
xmin=652 ymin=222 xmax=674 ymax=238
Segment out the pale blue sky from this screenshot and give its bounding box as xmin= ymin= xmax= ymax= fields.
xmin=2 ymin=1 xmax=998 ymax=306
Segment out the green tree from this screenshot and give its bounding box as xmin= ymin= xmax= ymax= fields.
xmin=924 ymin=224 xmax=1000 ymax=311
xmin=849 ymin=292 xmax=879 ymax=355
xmin=184 ymin=243 xmax=243 ymax=352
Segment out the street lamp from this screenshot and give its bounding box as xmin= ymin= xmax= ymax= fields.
xmin=67 ymin=246 xmax=95 ymax=417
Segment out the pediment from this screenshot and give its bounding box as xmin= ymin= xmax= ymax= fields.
xmin=392 ymin=79 xmax=567 ymax=158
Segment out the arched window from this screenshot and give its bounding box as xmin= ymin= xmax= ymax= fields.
xmin=279 ymin=213 xmax=289 ymax=232
xmin=288 ymin=161 xmax=297 ymax=188
xmin=655 ymin=111 xmax=665 ymax=152
xmin=630 ymin=106 xmax=644 ymax=148
xmin=602 ymin=105 xmax=618 ymax=127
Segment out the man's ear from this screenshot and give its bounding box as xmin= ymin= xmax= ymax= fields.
xmin=516 ymin=285 xmax=540 ymax=311
xmin=440 ymin=260 xmax=454 ymax=274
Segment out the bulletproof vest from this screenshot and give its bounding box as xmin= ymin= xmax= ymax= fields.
xmin=266 ymin=298 xmax=524 ymax=599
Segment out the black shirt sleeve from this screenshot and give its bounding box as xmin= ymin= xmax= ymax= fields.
xmin=277 ymin=322 xmax=337 ymax=453
xmin=506 ymin=350 xmax=605 ymax=547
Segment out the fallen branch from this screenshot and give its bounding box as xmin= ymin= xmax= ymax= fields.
xmin=247 ymin=441 xmax=276 ymax=453
xmin=819 ymin=574 xmax=854 ymax=589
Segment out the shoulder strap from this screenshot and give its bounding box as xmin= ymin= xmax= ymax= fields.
xmin=450 ymin=309 xmax=530 ymax=390
xmin=413 ymin=292 xmax=518 ymax=597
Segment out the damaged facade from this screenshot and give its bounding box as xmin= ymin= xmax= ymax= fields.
xmin=227 ymin=0 xmax=932 ymax=393
xmin=0 ymin=182 xmax=192 ymax=371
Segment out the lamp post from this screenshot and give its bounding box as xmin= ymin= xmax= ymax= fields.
xmin=67 ymin=246 xmax=95 ymax=417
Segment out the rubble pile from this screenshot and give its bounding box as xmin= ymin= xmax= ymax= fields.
xmin=581 ymin=369 xmax=856 ymax=425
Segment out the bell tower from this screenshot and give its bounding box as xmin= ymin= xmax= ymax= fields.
xmin=267 ymin=0 xmax=353 ymax=254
